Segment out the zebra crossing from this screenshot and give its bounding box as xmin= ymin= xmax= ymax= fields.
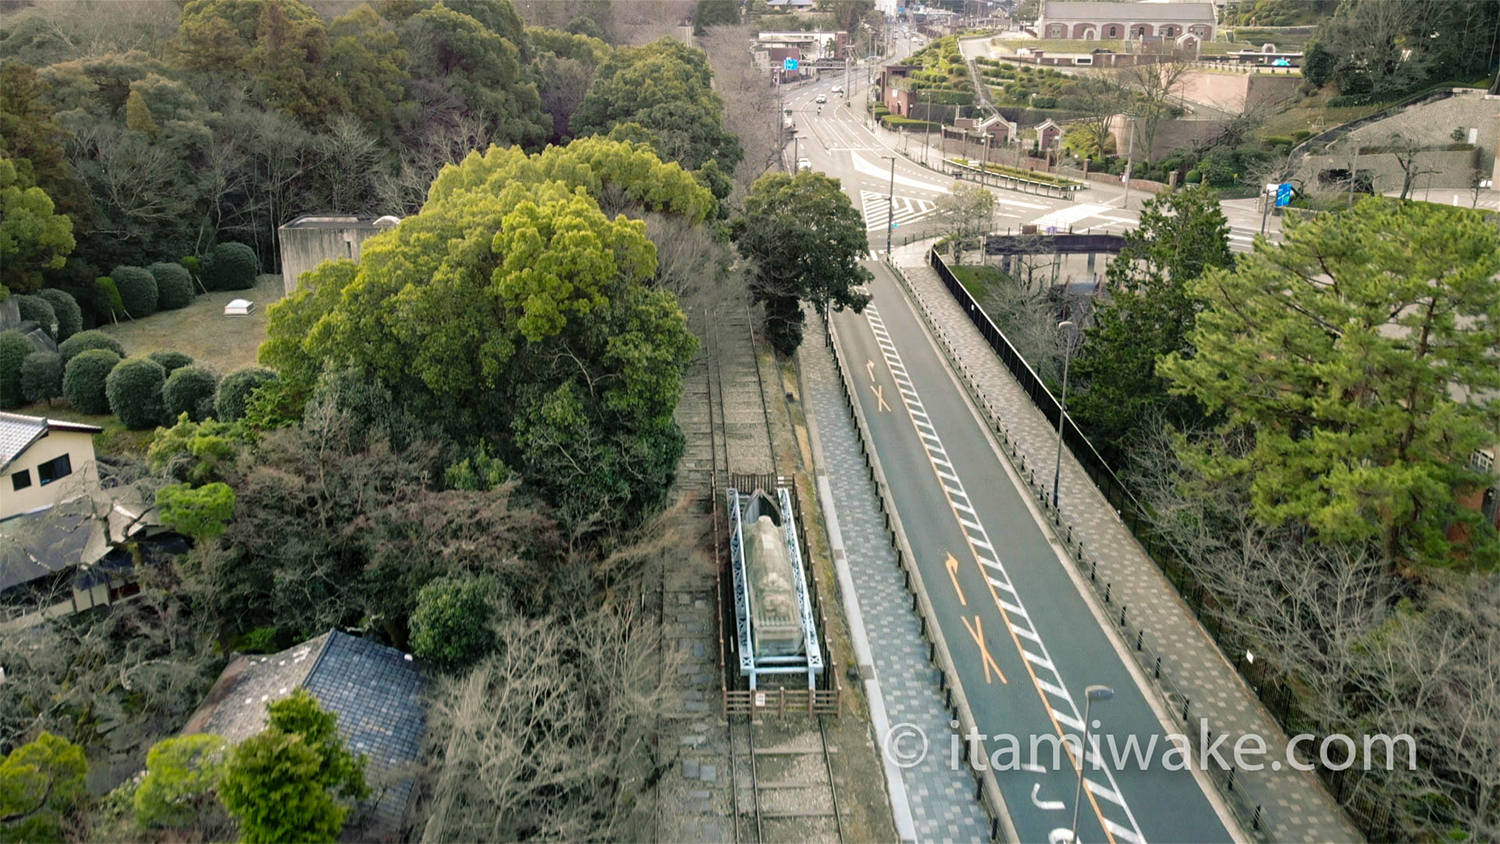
xmin=860 ymin=190 xmax=937 ymax=233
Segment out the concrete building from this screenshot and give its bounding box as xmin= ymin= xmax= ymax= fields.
xmin=1037 ymin=1 xmax=1216 ymax=41
xmin=755 ymin=29 xmax=850 ymax=62
xmin=1294 ymin=88 xmax=1500 ymax=195
xmin=277 ymin=214 xmax=399 ymax=295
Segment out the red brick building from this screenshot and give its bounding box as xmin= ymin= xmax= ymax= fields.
xmin=1037 ymin=1 xmax=1215 ymax=42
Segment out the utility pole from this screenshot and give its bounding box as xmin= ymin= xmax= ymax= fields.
xmin=780 ymin=70 xmax=792 ymax=173
xmin=922 ymin=88 xmax=934 ymax=165
xmin=1052 ymin=320 xmax=1077 ymax=509
xmin=1120 ymin=115 xmax=1136 ymax=209
xmin=884 ymin=155 xmax=896 ymax=256
xmin=1347 ymin=141 xmax=1358 ymax=209
xmin=794 ymin=135 xmax=800 ymax=169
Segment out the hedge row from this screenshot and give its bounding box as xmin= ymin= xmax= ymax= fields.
xmin=880 ymin=116 xmax=942 ymax=131
xmin=1 ymin=327 xmax=274 ymax=431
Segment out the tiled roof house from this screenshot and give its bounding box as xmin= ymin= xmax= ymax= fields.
xmin=183 ymin=630 xmax=428 ymax=838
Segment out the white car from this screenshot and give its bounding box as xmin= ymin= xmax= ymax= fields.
xmin=797 ymin=158 xmax=812 ymax=171
xmin=815 ymin=94 xmax=827 ymax=103
xmin=832 ymin=85 xmax=844 ymax=95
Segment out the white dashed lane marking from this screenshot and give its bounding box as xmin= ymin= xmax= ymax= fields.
xmin=863 ymin=305 xmax=1147 ymax=844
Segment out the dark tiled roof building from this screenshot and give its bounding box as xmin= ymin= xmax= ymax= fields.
xmin=184 ymin=630 xmax=428 ymax=838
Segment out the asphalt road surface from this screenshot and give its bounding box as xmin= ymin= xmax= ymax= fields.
xmin=786 ymin=57 xmax=1251 ymax=843
xmin=779 ymin=67 xmax=1279 ymax=253
xmin=833 ymin=263 xmax=1235 ymax=843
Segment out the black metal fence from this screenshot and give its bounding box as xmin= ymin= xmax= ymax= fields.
xmin=926 ymin=247 xmax=1406 ymax=843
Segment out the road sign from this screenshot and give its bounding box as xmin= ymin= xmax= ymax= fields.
xmin=783 ymin=57 xmax=799 ymax=71
xmin=1275 ymin=182 xmax=1293 ymax=207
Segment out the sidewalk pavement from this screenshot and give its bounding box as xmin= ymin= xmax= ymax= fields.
xmin=800 ymin=312 xmax=992 ymax=843
xmin=888 ymin=241 xmax=1363 ymax=844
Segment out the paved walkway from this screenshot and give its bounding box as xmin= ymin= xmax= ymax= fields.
xmin=888 ymin=242 xmax=1363 ymax=844
xmin=801 ymin=314 xmax=991 ymax=843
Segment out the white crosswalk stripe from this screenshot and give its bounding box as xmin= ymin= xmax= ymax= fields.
xmin=861 ymin=190 xmax=937 ymax=232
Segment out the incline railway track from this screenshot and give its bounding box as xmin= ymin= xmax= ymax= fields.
xmin=657 ymin=295 xmax=843 ymax=844
xmin=705 ymin=304 xmax=845 ymax=844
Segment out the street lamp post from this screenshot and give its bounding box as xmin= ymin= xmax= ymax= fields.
xmin=921 ymin=87 xmax=935 ymax=165
xmin=1069 ymin=685 xmax=1115 ymax=843
xmin=883 ymin=155 xmax=896 ymax=256
xmin=1052 ymin=320 xmax=1077 ymax=509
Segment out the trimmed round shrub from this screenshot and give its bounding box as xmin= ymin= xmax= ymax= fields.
xmin=410 ymin=574 xmax=497 ymax=670
xmin=106 ymin=356 xmax=168 ymax=430
xmin=20 ymin=351 xmax=64 ymax=403
xmin=205 ymin=242 xmax=258 ymax=291
xmin=37 ymin=289 xmax=83 ymax=340
xmin=58 ymin=329 xmax=125 ymax=364
xmin=148 ymin=262 xmax=195 ymax=310
xmin=163 ymin=365 xmax=218 ymax=421
xmin=0 ymin=330 xmax=35 ymax=409
xmin=63 ymin=348 xmax=121 ymax=414
xmin=95 ymin=276 xmax=124 ymax=321
xmin=14 ymin=295 xmax=59 ymax=339
xmin=148 ymin=350 xmax=194 ymax=375
xmin=215 ymin=366 xmax=276 ymax=422
xmin=111 ymin=265 xmax=159 ymax=318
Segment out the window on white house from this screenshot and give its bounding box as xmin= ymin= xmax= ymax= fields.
xmin=11 ymin=469 xmax=31 ymax=491
xmin=37 ymin=454 xmax=72 ymax=486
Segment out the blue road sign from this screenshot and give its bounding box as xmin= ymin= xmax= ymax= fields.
xmin=783 ymin=57 xmax=799 ymax=71
xmin=1275 ymin=182 xmax=1293 ymax=207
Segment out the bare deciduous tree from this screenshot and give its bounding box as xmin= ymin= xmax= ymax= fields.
xmin=1129 ymin=425 xmax=1500 ymax=838
xmin=419 ymin=606 xmax=677 ymax=842
xmin=1387 ymin=132 xmax=1438 ymax=201
xmin=1118 ymin=59 xmax=1190 ymax=163
xmin=699 ymin=24 xmax=781 ymax=192
xmin=1073 ymin=72 xmax=1126 ymax=161
xmin=934 ymin=182 xmax=995 ymax=264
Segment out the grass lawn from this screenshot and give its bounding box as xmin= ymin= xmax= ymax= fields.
xmin=1255 ymin=91 xmax=1386 ymax=141
xmin=13 ymin=401 xmax=156 ymax=457
xmin=950 ymin=264 xmax=1008 ymax=300
xmin=98 ymin=274 xmax=284 ymax=375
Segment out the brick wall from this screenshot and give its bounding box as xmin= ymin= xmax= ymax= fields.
xmin=1172 ymin=70 xmax=1299 ymax=114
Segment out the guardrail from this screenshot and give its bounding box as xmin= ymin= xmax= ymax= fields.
xmin=916 ymin=248 xmax=1403 ymax=842
xmin=822 ymin=311 xmax=1017 ymax=843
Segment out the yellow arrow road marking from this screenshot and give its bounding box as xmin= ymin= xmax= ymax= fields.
xmin=945 ymin=552 xmax=967 ymax=606
xmin=866 ymin=359 xmax=876 ymax=381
